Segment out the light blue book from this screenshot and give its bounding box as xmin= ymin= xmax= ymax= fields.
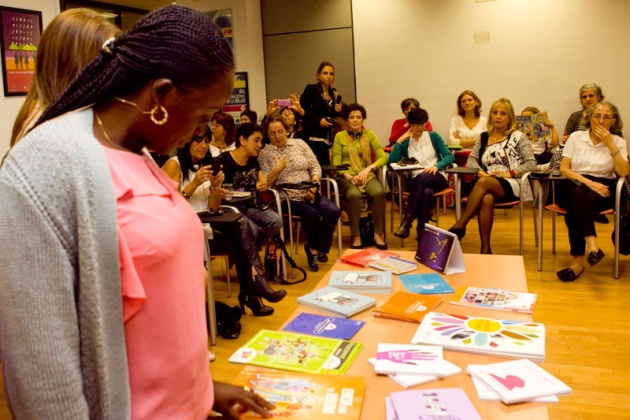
xmin=398 ymin=273 xmax=455 ymax=294
xmin=327 ymin=270 xmax=392 ymax=294
xmin=297 ymin=286 xmax=378 ymax=318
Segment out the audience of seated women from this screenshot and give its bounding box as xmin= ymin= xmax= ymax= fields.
xmin=300 ymin=61 xmax=343 ymax=166
xmin=448 ymin=98 xmax=537 ymax=254
xmin=520 ymin=106 xmax=560 ymax=165
xmin=162 ymin=135 xmax=287 ymax=315
xmin=389 ymin=97 xmax=433 ymax=144
xmin=209 ymin=111 xmax=236 ymax=157
xmin=555 ymin=101 xmax=629 ymax=282
xmin=389 ymin=108 xmax=454 ymax=241
xmin=259 ymin=117 xmax=341 ymax=272
xmin=333 ymin=103 xmax=388 ymax=249
xmin=218 ymin=122 xmax=284 ymax=247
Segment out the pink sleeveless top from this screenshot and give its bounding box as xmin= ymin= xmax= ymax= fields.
xmin=103 ymin=147 xmax=213 ymax=419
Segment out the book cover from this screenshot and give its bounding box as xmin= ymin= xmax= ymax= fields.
xmin=389 ymin=388 xmax=481 ymax=420
xmin=516 ymin=112 xmax=551 ymax=144
xmin=467 ymin=359 xmax=571 ymax=404
xmin=282 ymin=312 xmax=365 ymax=340
xmin=368 ymin=256 xmax=418 ymax=274
xmin=411 ymin=312 xmax=546 ymax=362
xmin=229 ymin=329 xmax=363 ymax=375
xmin=372 ymin=292 xmax=441 ymax=323
xmin=232 ymin=366 xmax=365 ymax=419
xmin=338 ymin=249 xmax=399 ymax=268
xmin=450 ymin=286 xmax=537 ymax=314
xmin=297 ymin=286 xmax=377 ymax=318
xmin=369 ymin=358 xmax=462 ymax=389
xmin=328 ymin=270 xmax=393 ymax=294
xmin=470 ymin=375 xmax=558 ymax=403
xmin=398 ymin=273 xmax=455 ymax=294
xmin=373 ymin=343 xmax=446 ymax=377
xmin=415 ymin=224 xmax=465 ymax=275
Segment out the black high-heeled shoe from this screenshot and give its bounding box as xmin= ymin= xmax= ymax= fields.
xmin=238 ymin=294 xmax=274 ymax=316
xmin=253 ymin=274 xmax=287 ymax=303
xmin=448 ymin=226 xmax=466 ymax=241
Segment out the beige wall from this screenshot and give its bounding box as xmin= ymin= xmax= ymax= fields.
xmin=352 ymin=0 xmax=630 ymax=144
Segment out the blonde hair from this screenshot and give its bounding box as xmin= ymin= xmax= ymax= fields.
xmin=11 ymin=8 xmax=119 ymax=145
xmin=486 ymin=98 xmax=516 ymax=135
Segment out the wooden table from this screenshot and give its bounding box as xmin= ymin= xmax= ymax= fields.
xmin=284 ymin=251 xmax=548 ymax=420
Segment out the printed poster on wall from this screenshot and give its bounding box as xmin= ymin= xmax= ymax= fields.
xmin=222 ymin=72 xmax=250 ymax=125
xmin=0 ymin=6 xmax=42 ymax=96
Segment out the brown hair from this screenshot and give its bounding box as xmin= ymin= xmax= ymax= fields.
xmin=11 ymin=9 xmax=119 ymax=145
xmin=211 ymin=112 xmax=236 ymax=147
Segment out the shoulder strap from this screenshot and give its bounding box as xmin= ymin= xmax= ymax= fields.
xmin=272 ymin=235 xmax=307 ymax=285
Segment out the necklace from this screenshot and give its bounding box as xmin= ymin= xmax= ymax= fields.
xmin=95 ymin=113 xmax=131 ymax=152
xmin=114 ymin=97 xmax=152 ymax=115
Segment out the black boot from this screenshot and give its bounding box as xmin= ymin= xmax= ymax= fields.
xmin=238 ymin=294 xmax=274 ymax=316
xmin=394 ymin=213 xmax=414 ymax=238
xmin=253 ymin=274 xmax=287 ymax=303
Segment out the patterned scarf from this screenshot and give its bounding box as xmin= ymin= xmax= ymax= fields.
xmin=347 ymin=131 xmax=375 ymax=191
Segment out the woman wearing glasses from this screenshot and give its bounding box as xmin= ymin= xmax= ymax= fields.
xmin=555 ymin=102 xmax=629 ymax=282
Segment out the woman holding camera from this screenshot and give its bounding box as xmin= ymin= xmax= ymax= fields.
xmin=163 ymin=134 xmax=287 ymax=315
xmin=300 ymin=61 xmax=343 ymax=166
xmin=389 ymin=108 xmax=454 ymax=240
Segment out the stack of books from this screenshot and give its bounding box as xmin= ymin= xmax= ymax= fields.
xmin=367 ymin=256 xmax=418 ymax=274
xmin=297 ymin=286 xmax=377 ymax=318
xmin=411 ymin=312 xmax=546 ymax=362
xmin=367 ymin=343 xmax=462 ymax=388
xmin=337 ymin=249 xmax=398 ymax=268
xmin=232 ymin=366 xmax=365 ymax=419
xmin=372 ymin=292 xmax=441 ymax=323
xmin=386 ymin=388 xmax=481 ymax=420
xmin=467 ymin=359 xmax=572 ymax=404
xmin=328 ymin=270 xmax=392 ymax=294
xmin=229 ymin=329 xmax=363 ymax=375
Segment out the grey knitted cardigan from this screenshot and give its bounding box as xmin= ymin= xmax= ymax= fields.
xmin=0 ymin=108 xmax=131 ymax=419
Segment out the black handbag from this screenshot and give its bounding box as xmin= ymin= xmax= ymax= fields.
xmin=359 ymin=214 xmax=375 ymax=247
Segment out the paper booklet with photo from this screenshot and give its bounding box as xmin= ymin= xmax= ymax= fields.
xmin=229 ymin=329 xmax=363 ymax=375
xmin=415 ymin=224 xmax=465 ymax=275
xmin=450 ymin=286 xmax=537 ymax=314
xmin=467 ymin=359 xmax=571 ymax=404
xmin=328 ymin=270 xmax=392 ymax=294
xmin=398 ymin=273 xmax=455 ymax=294
xmin=297 ymin=286 xmax=377 ymax=318
xmin=338 ymin=249 xmax=399 ymax=268
xmin=232 ymin=366 xmax=365 ymax=420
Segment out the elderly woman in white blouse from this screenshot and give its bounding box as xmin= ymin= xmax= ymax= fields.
xmin=555 ymin=101 xmax=629 ymax=282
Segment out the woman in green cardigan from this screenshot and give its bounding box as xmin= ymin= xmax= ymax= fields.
xmin=332 ymin=103 xmax=388 ymax=249
xmin=388 ymin=108 xmax=454 ymax=240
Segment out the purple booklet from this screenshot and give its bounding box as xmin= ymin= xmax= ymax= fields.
xmin=282 ymin=312 xmax=366 ymax=340
xmin=390 ymin=388 xmax=481 ymax=420
xmin=415 ymin=224 xmax=465 ymax=275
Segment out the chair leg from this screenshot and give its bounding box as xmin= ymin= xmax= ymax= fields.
xmin=532 ymin=207 xmax=538 ymax=247
xmin=224 ymin=256 xmax=231 ymax=298
xmin=295 ymin=221 xmax=301 ymax=253
xmin=551 ymin=211 xmax=557 ymax=254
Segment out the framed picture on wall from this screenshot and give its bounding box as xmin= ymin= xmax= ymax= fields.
xmin=0 ymin=6 xmax=43 ymax=96
xmin=222 ymin=72 xmax=250 ymax=125
xmin=206 ymin=9 xmax=233 ymax=52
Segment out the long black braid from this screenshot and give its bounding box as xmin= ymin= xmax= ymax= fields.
xmin=35 ymin=5 xmax=234 ymax=128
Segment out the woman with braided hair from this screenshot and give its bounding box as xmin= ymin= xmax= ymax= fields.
xmin=0 ymin=5 xmax=273 ymax=420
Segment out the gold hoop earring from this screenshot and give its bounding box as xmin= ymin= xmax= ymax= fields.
xmin=150 ymin=105 xmax=168 ymax=125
